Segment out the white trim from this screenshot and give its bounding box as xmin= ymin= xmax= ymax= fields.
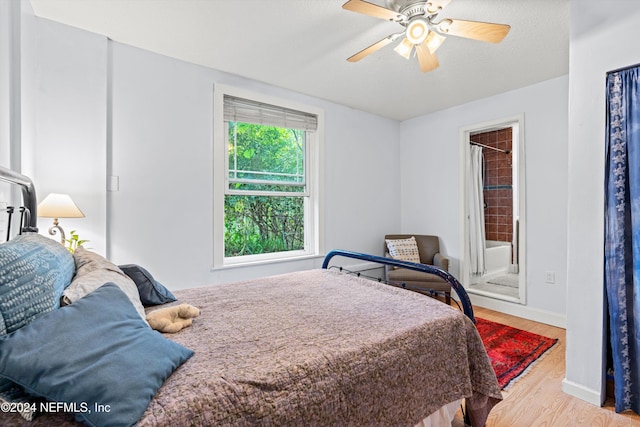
xmin=458 ymin=114 xmax=527 ymax=304
xmin=9 ymin=0 xmax=21 ymax=174
xmin=468 ymin=293 xmax=566 ymax=328
xmin=213 ymin=84 xmax=324 ymax=268
xmin=224 ymin=248 xmax=310 ymax=266
xmin=211 ymin=253 xmax=325 ymax=271
xmin=561 ymin=378 xmax=604 ymax=407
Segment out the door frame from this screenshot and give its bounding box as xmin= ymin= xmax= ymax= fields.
xmin=458 ymin=114 xmax=526 ymax=304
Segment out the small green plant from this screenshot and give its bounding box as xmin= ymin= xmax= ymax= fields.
xmin=65 ymin=230 xmax=89 ymax=253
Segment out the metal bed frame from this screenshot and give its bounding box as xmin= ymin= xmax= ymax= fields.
xmin=322 ymin=249 xmax=475 ymax=323
xmin=0 ymin=165 xmax=38 ymax=239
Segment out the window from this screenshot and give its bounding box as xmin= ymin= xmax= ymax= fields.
xmin=213 ymin=86 xmax=323 ymax=267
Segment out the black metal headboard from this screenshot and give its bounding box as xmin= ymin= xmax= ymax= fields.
xmin=0 ymin=165 xmax=38 ymax=234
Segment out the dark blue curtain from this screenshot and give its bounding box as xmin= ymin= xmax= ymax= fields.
xmin=605 ymin=66 xmax=640 ymax=414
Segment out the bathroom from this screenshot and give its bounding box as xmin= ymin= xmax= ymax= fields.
xmin=467 ymin=125 xmax=521 ymax=300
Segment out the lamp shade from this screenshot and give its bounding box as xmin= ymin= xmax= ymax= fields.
xmin=37 ymin=193 xmax=85 ymax=219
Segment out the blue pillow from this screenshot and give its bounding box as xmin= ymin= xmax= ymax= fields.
xmin=0 ymin=381 xmax=40 ymax=421
xmin=0 ymin=233 xmax=75 ymax=419
xmin=0 ymin=233 xmax=75 ymax=335
xmin=0 ymin=282 xmax=194 ymax=427
xmin=119 ymin=264 xmax=177 ymax=306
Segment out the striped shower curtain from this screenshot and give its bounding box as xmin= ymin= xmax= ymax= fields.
xmin=604 ymin=65 xmax=640 ymax=414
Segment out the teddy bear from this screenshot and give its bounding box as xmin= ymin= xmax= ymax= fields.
xmin=146 ymin=303 xmax=200 ymax=333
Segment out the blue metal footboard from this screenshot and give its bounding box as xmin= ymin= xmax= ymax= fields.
xmin=322 ymin=249 xmax=475 ymax=323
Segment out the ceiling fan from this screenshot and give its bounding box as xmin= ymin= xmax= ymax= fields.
xmin=343 ymin=0 xmax=511 ymax=72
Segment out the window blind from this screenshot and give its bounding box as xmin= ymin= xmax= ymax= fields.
xmin=223 ymin=95 xmax=318 ymax=131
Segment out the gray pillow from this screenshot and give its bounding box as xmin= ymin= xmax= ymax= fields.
xmin=63 ymin=247 xmax=147 ymax=322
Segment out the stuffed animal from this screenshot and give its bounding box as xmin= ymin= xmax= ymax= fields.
xmin=146 ymin=303 xmax=200 ymax=333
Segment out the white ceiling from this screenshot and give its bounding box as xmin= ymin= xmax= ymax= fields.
xmin=29 ymin=0 xmax=570 ymax=121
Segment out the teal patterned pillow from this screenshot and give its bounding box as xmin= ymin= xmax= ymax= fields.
xmin=0 ymin=233 xmax=75 ymax=421
xmin=0 ymin=381 xmax=40 ymax=421
xmin=0 ymin=233 xmax=75 ymax=420
xmin=0 ymin=233 xmax=75 ymax=335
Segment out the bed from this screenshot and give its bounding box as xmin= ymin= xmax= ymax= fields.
xmin=0 ymin=165 xmax=502 ymax=426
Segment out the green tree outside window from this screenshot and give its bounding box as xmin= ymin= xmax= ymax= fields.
xmin=224 ymin=122 xmax=306 ymax=257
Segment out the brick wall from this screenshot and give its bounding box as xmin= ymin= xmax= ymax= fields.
xmin=471 ymin=128 xmax=513 ymax=243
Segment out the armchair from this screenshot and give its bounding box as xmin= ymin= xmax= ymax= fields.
xmin=384 ymin=234 xmax=452 ymax=304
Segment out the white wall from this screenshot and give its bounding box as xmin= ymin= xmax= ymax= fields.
xmin=0 ymin=0 xmax=36 ymax=237
xmin=0 ymin=0 xmax=11 ymax=168
xmin=29 ymin=19 xmax=108 ymax=253
xmin=0 ymin=1 xmax=14 ymax=214
xmin=18 ymin=14 xmax=400 ymax=289
xmin=19 ymin=0 xmax=36 ymax=179
xmin=563 ymin=0 xmax=640 ymax=407
xmin=108 ymin=42 xmax=400 ymax=288
xmin=0 ymin=1 xmax=14 ymax=238
xmin=399 ymin=75 xmax=569 ymax=324
xmin=0 ymin=1 xmax=107 ymax=247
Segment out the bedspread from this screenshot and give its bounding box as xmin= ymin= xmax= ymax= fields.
xmin=2 ymin=269 xmax=501 ymax=426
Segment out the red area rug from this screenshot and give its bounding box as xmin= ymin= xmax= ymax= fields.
xmin=476 ymin=317 xmax=558 ymax=389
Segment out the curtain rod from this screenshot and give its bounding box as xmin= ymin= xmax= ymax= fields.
xmin=607 ymin=62 xmax=640 ymax=75
xmin=470 ymin=141 xmax=511 ymax=154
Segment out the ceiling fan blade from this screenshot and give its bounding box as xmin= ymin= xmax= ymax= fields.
xmin=415 ymin=42 xmax=439 ymax=72
xmin=347 ymin=34 xmax=399 ymax=62
xmin=436 ymin=19 xmax=510 ymax=43
xmin=424 ymin=31 xmax=446 ymax=54
xmin=342 ymin=0 xmax=404 ymax=22
xmin=424 ymin=0 xmax=453 ymax=15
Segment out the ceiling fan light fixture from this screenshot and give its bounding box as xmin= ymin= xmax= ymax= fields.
xmin=343 ymin=0 xmax=511 ymax=70
xmin=425 ymin=31 xmax=446 ymax=53
xmin=394 ymin=37 xmax=413 ymax=59
xmin=406 ymin=19 xmax=429 ymax=44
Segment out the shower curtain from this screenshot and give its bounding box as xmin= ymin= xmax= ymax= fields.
xmin=469 ymin=145 xmax=486 ymax=276
xmin=605 ymin=66 xmax=640 ymax=414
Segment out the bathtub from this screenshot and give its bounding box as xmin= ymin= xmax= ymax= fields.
xmin=485 ymin=240 xmax=511 ymax=277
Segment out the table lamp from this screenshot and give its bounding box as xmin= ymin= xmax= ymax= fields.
xmin=37 ymin=193 xmax=85 ymax=244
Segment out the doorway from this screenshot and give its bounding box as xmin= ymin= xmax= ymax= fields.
xmin=459 ymin=115 xmax=526 ymax=303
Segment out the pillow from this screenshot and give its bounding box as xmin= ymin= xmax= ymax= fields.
xmin=385 ymin=236 xmax=421 ymax=263
xmin=62 ymin=247 xmax=147 ymax=322
xmin=0 ymin=233 xmax=74 ymax=419
xmin=119 ymin=264 xmax=176 ymax=306
xmin=0 ymin=232 xmax=75 ymax=335
xmin=0 ymin=282 xmax=194 ymax=427
xmin=0 ymin=381 xmax=40 ymax=421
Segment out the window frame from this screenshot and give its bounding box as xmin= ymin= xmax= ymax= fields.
xmin=213 ymin=85 xmax=324 ymax=268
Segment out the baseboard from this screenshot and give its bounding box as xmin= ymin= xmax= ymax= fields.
xmin=561 ymin=378 xmax=604 ymax=406
xmin=468 ymin=293 xmax=566 ymax=328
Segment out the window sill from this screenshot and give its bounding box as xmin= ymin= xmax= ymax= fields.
xmin=211 ymin=253 xmax=325 ymax=271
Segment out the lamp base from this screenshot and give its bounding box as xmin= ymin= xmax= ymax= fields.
xmin=48 ymin=219 xmax=66 ymax=245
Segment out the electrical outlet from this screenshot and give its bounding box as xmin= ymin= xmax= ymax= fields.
xmin=545 ymin=271 xmax=556 ymax=284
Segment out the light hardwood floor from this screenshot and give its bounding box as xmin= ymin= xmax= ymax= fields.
xmin=452 ymin=306 xmax=640 ymax=426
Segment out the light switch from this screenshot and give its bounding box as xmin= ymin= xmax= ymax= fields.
xmin=108 ymin=175 xmax=120 ymax=192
